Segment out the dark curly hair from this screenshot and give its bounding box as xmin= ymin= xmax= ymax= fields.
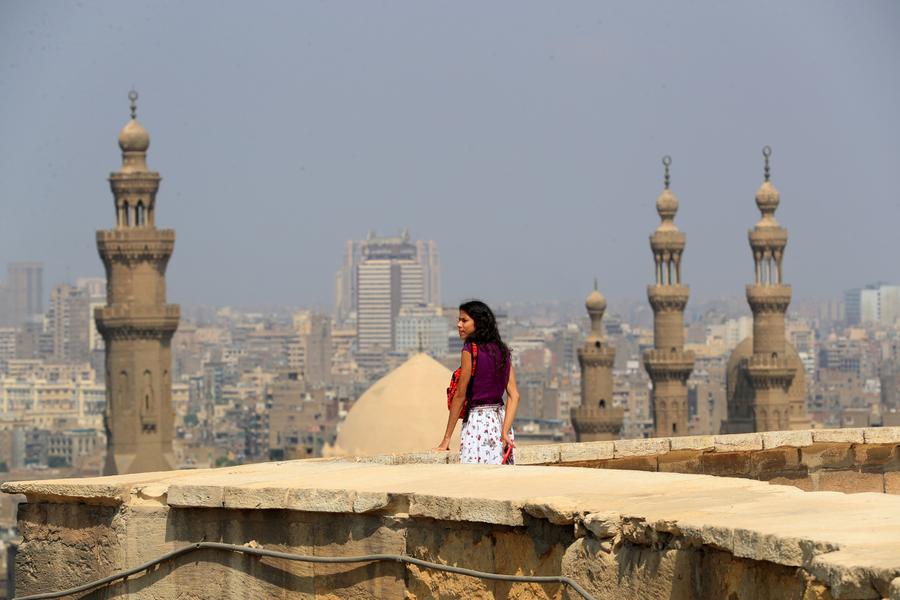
xmin=459 ymin=300 xmax=510 ymax=374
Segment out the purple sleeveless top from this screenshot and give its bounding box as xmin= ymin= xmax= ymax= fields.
xmin=464 ymin=341 xmax=510 ymax=407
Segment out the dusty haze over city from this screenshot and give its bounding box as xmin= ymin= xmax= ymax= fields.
xmin=1 ymin=1 xmax=899 ymax=308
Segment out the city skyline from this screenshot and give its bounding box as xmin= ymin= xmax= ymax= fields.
xmin=2 ymin=2 xmax=899 ymax=308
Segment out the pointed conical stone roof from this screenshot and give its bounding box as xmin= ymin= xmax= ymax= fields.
xmin=329 ymin=353 xmax=459 ymax=457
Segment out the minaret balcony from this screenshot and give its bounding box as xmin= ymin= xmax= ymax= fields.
xmin=647 ymin=285 xmax=689 ymax=311
xmin=97 ymin=229 xmax=176 ymax=264
xmin=109 ymin=170 xmax=161 ymax=194
xmin=96 ymin=304 xmax=180 ymax=340
xmin=744 ymin=355 xmax=795 ymax=390
xmin=643 ymin=349 xmax=695 ymax=381
xmin=571 ymin=406 xmax=625 ymax=430
xmin=649 ymin=231 xmax=685 ymax=252
xmin=746 ymin=285 xmax=792 ymax=312
xmin=748 ymin=227 xmax=787 ymax=248
xmin=577 ymin=346 xmax=615 ymax=368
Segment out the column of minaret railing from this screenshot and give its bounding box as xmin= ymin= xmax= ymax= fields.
xmin=643 ymin=157 xmax=695 ymax=438
xmin=95 ymin=91 xmax=180 ymax=475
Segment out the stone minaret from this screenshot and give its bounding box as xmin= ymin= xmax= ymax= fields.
xmin=571 ymin=284 xmax=623 ymax=442
xmin=644 ymin=157 xmax=694 ymax=437
xmin=96 ymin=91 xmax=179 ymax=475
xmin=744 ymin=146 xmax=796 ymax=432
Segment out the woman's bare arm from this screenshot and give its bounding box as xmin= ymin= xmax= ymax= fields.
xmin=501 ymin=365 xmax=519 ymax=449
xmin=434 ymin=349 xmax=472 ymax=450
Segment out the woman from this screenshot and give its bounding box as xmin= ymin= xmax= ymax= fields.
xmin=434 ymin=300 xmax=520 ymax=464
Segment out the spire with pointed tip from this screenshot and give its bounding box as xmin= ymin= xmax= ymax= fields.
xmin=129 ymin=89 xmax=138 ymax=120
xmin=117 ymin=89 xmax=151 ymax=174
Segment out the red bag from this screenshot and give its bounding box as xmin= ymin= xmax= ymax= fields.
xmin=447 ymin=343 xmax=477 ymax=420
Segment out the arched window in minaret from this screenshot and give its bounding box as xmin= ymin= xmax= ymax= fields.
xmin=117 ymin=370 xmax=128 ymax=409
xmin=135 ymin=202 xmax=144 ymax=226
xmin=672 ymin=422 xmax=677 ymax=434
xmin=141 ymin=370 xmax=155 ymax=417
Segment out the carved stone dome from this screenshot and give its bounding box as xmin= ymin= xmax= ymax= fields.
xmin=656 ymin=189 xmax=679 ymax=221
xmin=118 ymin=119 xmax=150 ymax=153
xmin=586 ymin=289 xmax=607 ymax=312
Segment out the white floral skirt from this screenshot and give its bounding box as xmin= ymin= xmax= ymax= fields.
xmin=459 ymin=404 xmax=515 ymax=465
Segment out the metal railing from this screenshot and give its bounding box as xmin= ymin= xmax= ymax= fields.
xmin=15 ymin=541 xmax=595 ymax=600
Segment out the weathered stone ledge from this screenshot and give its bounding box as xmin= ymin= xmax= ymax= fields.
xmin=6 ymin=459 xmax=900 ymax=597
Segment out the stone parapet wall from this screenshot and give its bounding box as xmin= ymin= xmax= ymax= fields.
xmin=8 ymin=458 xmax=900 ymax=598
xmin=15 ymin=501 xmax=837 ymax=600
xmin=342 ymin=428 xmax=900 ymax=495
xmin=515 ymin=427 xmax=900 ymax=494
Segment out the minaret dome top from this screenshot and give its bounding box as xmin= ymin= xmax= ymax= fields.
xmin=116 ymin=90 xmax=151 ymax=173
xmin=586 ymin=287 xmax=607 ymax=313
xmin=118 ymin=120 xmax=150 ymax=153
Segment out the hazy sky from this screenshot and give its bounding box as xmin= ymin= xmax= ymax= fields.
xmin=1 ymin=2 xmax=899 ymax=310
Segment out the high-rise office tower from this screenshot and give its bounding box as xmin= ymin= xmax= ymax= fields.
xmin=47 ymin=283 xmax=91 ymax=364
xmin=6 ymin=262 xmax=44 ymax=327
xmin=416 ymin=240 xmax=441 ymax=307
xmin=644 ymin=157 xmax=694 ymax=437
xmin=334 ymin=240 xmax=359 ymax=325
xmin=96 ymin=92 xmax=180 ymax=475
xmin=355 ymin=231 xmax=426 ymax=353
xmin=725 ymin=148 xmax=808 ymax=433
xmin=335 ymin=231 xmax=440 ymax=329
xmin=292 ymin=311 xmax=333 ymax=385
xmin=571 ymin=284 xmax=623 ymax=442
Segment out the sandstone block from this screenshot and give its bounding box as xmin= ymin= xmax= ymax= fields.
xmin=864 ymin=427 xmax=900 ymax=444
xmin=613 ymin=438 xmax=669 ymax=458
xmin=582 ymin=512 xmax=620 ymax=539
xmin=603 ymin=456 xmax=658 ymax=472
xmin=515 ymin=444 xmax=561 ymax=465
xmin=493 ymin=528 xmax=565 ymax=599
xmin=353 ymin=492 xmax=391 ymax=513
xmin=657 ymin=450 xmax=703 ymax=474
xmin=750 ymin=448 xmax=802 ymax=479
xmin=766 ymin=474 xmax=815 ymax=492
xmin=732 ymin=529 xmax=806 ymax=566
xmin=812 ymin=428 xmax=866 ymax=444
xmin=854 ymin=444 xmax=900 ymax=472
xmin=670 ymin=435 xmax=715 ymax=451
xmin=761 ymin=430 xmax=813 ymax=449
xmin=810 ymin=552 xmax=883 ymax=600
xmin=167 ymin=484 xmax=224 ymax=507
xmin=558 ymin=441 xmax=614 ymax=463
xmin=286 ymin=487 xmax=355 ymax=512
xmin=701 ymin=451 xmax=752 ymax=478
xmin=890 ymin=576 xmax=900 ymax=600
xmin=817 ymin=470 xmax=883 ymax=494
xmin=313 ymin=514 xmax=407 ymax=598
xmin=523 ymin=496 xmax=582 ymax=525
xmin=885 ymin=471 xmax=900 ymax=495
xmin=392 ymin=451 xmax=451 ymax=465
xmin=801 ymin=443 xmax=855 ymax=470
xmin=408 ymin=494 xmax=524 ymax=526
xmin=713 ymin=433 xmax=763 ymax=452
xmin=406 ymin=523 xmax=495 ymax=599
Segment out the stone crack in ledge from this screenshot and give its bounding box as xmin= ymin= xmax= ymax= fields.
xmin=6 ymin=456 xmax=900 ymax=598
